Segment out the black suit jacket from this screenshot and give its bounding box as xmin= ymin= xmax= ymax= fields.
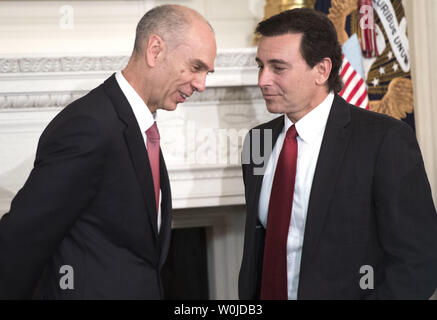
xmin=0 ymin=74 xmax=172 ymax=299
xmin=239 ymin=94 xmax=437 ymax=299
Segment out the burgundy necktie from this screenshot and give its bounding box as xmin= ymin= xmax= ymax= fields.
xmin=261 ymin=125 xmax=298 ymax=300
xmin=146 ymin=122 xmax=160 ymax=215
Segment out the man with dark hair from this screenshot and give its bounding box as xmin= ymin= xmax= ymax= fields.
xmin=0 ymin=4 xmax=216 ymax=299
xmin=239 ymin=8 xmax=437 ymax=300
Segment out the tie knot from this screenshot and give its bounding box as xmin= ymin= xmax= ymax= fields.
xmin=146 ymin=122 xmax=160 ymax=141
xmin=286 ymin=125 xmax=298 ymax=140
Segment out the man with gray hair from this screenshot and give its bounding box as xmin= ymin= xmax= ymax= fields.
xmin=0 ymin=5 xmax=216 ymax=299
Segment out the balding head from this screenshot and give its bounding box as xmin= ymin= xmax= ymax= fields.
xmin=123 ymin=4 xmax=216 ymax=113
xmin=133 ymin=5 xmax=213 ymax=54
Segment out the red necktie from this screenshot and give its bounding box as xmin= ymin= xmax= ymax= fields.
xmin=146 ymin=122 xmax=160 ymax=215
xmin=261 ymin=125 xmax=298 ymax=300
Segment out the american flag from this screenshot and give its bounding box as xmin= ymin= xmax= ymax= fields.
xmin=339 ymin=54 xmax=369 ymax=110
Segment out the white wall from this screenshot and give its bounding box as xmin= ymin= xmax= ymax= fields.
xmin=0 ymin=0 xmax=263 ymax=55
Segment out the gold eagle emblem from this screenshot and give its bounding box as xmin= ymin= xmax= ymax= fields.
xmin=328 ymin=0 xmax=414 ymax=120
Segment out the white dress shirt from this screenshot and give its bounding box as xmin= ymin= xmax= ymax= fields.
xmin=115 ymin=71 xmax=162 ymax=232
xmin=258 ymin=92 xmax=334 ymax=299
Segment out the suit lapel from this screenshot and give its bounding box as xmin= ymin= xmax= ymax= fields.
xmin=300 ymin=95 xmax=352 ymax=272
xmin=103 ymin=74 xmax=159 ymax=238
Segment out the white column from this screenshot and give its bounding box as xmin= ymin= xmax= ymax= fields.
xmin=404 ymin=0 xmax=437 ymax=205
xmin=404 ymin=0 xmax=437 ymax=300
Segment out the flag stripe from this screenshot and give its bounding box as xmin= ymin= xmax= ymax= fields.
xmin=340 ymin=68 xmax=358 ymax=95
xmin=347 ymin=78 xmax=364 ymax=103
xmin=343 ymin=74 xmax=361 ymax=101
xmin=339 ymin=55 xmax=369 ymax=109
xmin=355 ymin=90 xmax=368 ymax=107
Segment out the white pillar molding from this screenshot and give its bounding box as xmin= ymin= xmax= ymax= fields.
xmin=405 ymin=0 xmax=437 ymax=300
xmin=404 ymin=0 xmax=437 ymax=205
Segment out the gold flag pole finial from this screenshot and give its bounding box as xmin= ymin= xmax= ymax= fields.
xmin=254 ymin=0 xmax=317 ymax=45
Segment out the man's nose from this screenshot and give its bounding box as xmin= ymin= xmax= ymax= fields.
xmin=258 ymin=68 xmax=272 ymax=88
xmin=192 ymin=72 xmax=207 ymax=93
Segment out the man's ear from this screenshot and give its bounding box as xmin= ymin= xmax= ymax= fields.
xmin=145 ymin=34 xmax=165 ymax=67
xmin=314 ymin=57 xmax=332 ymax=87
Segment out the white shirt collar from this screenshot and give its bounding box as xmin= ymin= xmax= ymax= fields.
xmin=284 ymin=92 xmax=334 ymax=143
xmin=115 ymin=71 xmax=156 ymax=133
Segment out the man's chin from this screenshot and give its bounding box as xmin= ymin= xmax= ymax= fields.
xmin=162 ymin=102 xmax=178 ymax=111
xmin=265 ymin=101 xmax=285 ymax=114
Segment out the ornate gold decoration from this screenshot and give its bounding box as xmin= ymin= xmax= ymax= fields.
xmin=327 ymin=0 xmax=357 ymax=46
xmin=366 ymin=0 xmax=414 ymax=118
xmin=327 ymin=0 xmax=414 ymax=119
xmin=263 ymin=0 xmax=317 ymax=18
xmin=369 ymin=77 xmax=413 ymax=120
xmin=254 ymin=0 xmax=316 ymax=45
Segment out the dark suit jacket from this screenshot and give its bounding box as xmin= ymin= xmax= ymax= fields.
xmin=0 ymin=74 xmax=172 ymax=299
xmin=239 ymin=94 xmax=437 ymax=299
